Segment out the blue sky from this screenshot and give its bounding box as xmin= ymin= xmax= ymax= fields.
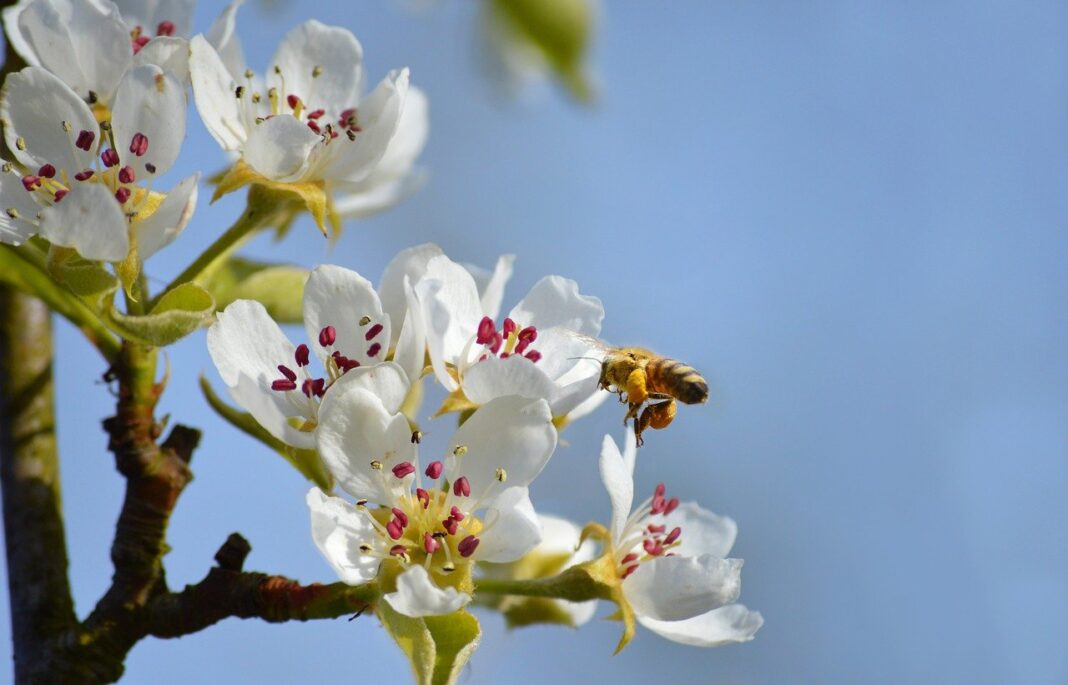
xmin=2 ymin=1 xmax=1067 ymax=683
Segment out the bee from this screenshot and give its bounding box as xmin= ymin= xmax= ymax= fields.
xmin=597 ymin=347 xmax=709 ymax=446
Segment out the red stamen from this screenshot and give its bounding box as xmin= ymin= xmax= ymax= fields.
xmin=664 ymin=497 xmax=679 ymax=515
xmin=621 ymin=564 xmax=639 ymax=579
xmin=654 ymin=483 xmax=666 ymax=498
xmin=647 ymin=524 xmax=666 ymax=534
xmin=118 ymin=166 xmax=135 ymax=184
xmin=38 ymin=164 xmax=56 ymax=178
xmin=278 ymin=365 xmax=297 ymax=381
xmin=311 ymin=378 xmax=326 ymax=397
xmin=489 ymin=332 xmax=503 ymax=354
xmin=20 ymin=175 xmax=40 ymax=191
xmin=75 ymin=130 xmax=95 ymax=151
xmin=365 ymin=323 xmax=383 ymax=340
xmin=307 ymin=120 xmax=321 ymax=134
xmin=392 ymin=462 xmax=415 ymax=479
xmin=476 ymin=316 xmax=496 ymax=344
xmin=101 ymin=149 xmax=119 ymax=167
xmin=664 ymin=527 xmax=682 ymax=545
xmin=517 ymin=327 xmax=537 ymax=344
xmin=319 ymin=325 xmax=336 ymax=347
xmin=502 ymin=318 xmax=516 ymax=337
xmin=301 ymin=379 xmax=316 ymax=397
xmin=53 ymin=189 xmax=68 ymax=202
xmin=391 ymin=508 xmax=409 ymax=528
xmin=423 ymin=532 xmax=438 ymax=554
xmin=450 ymin=505 xmax=464 ymax=521
xmin=524 ymin=350 xmax=541 ymax=363
xmin=386 ymin=521 xmax=403 ymax=540
xmin=307 ymin=109 xmax=325 ymax=119
xmin=389 ymin=544 xmax=407 ymax=557
xmin=156 ymin=20 xmax=175 ymax=36
xmin=621 ymin=553 xmax=639 ymax=565
xmin=442 ymin=517 xmax=458 ymax=535
xmin=643 ymin=539 xmax=664 ymax=556
xmin=271 ymin=379 xmax=296 ymax=391
xmin=114 ymin=187 xmax=131 ymax=204
xmin=453 ymin=477 xmax=471 ymax=497
xmin=132 ymin=35 xmax=150 ymax=53
xmin=457 ymin=535 xmax=480 ymax=558
xmin=416 ymin=488 xmax=430 ymax=509
xmin=295 ymin=343 xmax=310 ymax=367
xmin=287 ymin=94 xmax=301 ymax=109
xmin=366 ymin=343 xmax=381 ymax=357
xmin=74 ymin=169 xmax=94 ymax=181
xmin=425 ymin=461 xmax=443 ymax=479
xmin=129 ymin=132 xmax=149 ymax=156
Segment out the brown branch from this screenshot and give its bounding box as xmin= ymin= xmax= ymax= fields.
xmin=0 ymin=286 xmax=78 ymax=682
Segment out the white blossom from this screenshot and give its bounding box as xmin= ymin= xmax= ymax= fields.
xmin=307 ymin=362 xmax=557 ymax=617
xmin=0 ymin=64 xmax=194 ymax=262
xmin=597 ymin=432 xmax=763 ymax=646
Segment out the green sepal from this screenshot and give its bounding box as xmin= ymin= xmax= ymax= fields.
xmin=198 ymin=375 xmax=333 ymax=490
xmin=376 ymin=602 xmax=482 ymax=685
xmin=105 ymin=282 xmax=215 ymax=346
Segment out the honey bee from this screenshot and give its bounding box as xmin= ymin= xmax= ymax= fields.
xmin=597 ymin=347 xmax=709 ymax=446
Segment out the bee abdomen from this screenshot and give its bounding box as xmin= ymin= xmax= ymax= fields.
xmin=647 ymin=358 xmax=709 ymax=405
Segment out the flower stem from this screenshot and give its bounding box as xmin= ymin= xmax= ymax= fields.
xmin=151 ymin=188 xmax=281 ymax=309
xmin=475 ymin=566 xmax=613 ymax=602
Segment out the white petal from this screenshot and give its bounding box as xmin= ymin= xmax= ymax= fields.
xmin=132 ymin=36 xmax=190 ymax=83
xmin=244 ymin=114 xmax=320 ymax=182
xmin=638 ymin=604 xmax=764 ymax=647
xmin=18 ymin=0 xmax=131 ymax=102
xmin=111 ymin=65 xmax=186 ymax=179
xmin=475 ymin=254 xmax=514 ymax=321
xmin=383 ymin=565 xmax=470 ymax=618
xmin=317 ymin=69 xmax=409 ymax=183
xmin=563 ymin=385 xmax=610 ymax=422
xmin=268 ymin=20 xmax=363 ymax=116
xmin=421 ymin=254 xmax=483 ymax=365
xmin=476 ymin=487 xmax=541 ymax=563
xmin=0 ymin=66 xmax=97 ymax=173
xmin=549 ymin=371 xmax=601 ymax=418
xmin=527 ymin=325 xmax=601 ymax=384
xmin=315 ymin=384 xmax=415 ymax=504
xmin=189 ymin=34 xmax=246 ymax=151
xmin=330 ymin=167 xmax=427 ymax=220
xmin=461 ymin=356 xmax=556 ymax=406
xmin=3 ymin=1 xmax=41 ymax=67
xmin=302 ymin=264 xmax=390 ymax=368
xmin=660 ymin=502 xmax=737 ymax=560
xmin=306 ymin=488 xmax=380 ymax=585
xmin=415 ymin=278 xmax=457 ymax=390
xmin=624 ymin=555 xmax=743 ymax=622
xmin=379 ymin=242 xmax=442 ymax=344
xmin=447 ymin=396 xmax=556 ymax=499
xmin=135 ymin=174 xmax=198 ymax=259
xmin=508 ymin=275 xmax=604 ymax=337
xmin=38 ymin=183 xmax=128 ymax=261
xmin=0 ymin=172 xmax=43 ymax=245
xmin=205 ymin=0 xmax=247 ymax=79
xmin=374 ymin=85 xmax=428 ymax=179
xmin=111 ymin=0 xmax=195 ymax=37
xmin=598 ymin=433 xmax=633 ymax=544
xmin=392 ymin=275 xmax=427 ymax=385
xmin=206 ymin=299 xmax=314 ymax=449
xmin=326 ymin=362 xmax=409 ymax=417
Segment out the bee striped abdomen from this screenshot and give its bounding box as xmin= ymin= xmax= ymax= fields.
xmin=646 ymin=358 xmax=709 ymax=405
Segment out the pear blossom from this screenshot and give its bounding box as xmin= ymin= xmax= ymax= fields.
xmin=0 ymin=64 xmax=195 ymax=265
xmin=307 ymin=362 xmax=557 ymax=617
xmin=409 ymin=247 xmax=606 ymax=421
xmin=2 ymin=0 xmax=241 ymax=109
xmin=207 ymin=263 xmax=419 ymax=450
xmin=189 ymin=19 xmax=418 ymax=232
xmin=597 ymin=432 xmax=763 ymax=646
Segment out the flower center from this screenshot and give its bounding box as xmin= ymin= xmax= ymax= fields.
xmin=3 ymin=121 xmax=160 ymax=228
xmin=232 ymin=65 xmax=363 ymax=144
xmin=616 ymin=482 xmax=682 ymax=579
xmin=130 ymin=22 xmax=177 ymax=54
xmin=268 ymin=322 xmax=386 ymax=428
xmin=474 ymin=315 xmax=542 ymax=363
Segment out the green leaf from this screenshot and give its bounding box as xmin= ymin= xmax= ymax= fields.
xmin=377 ymin=603 xmax=481 ymax=685
xmin=198 ymin=375 xmax=333 ymax=490
xmin=502 ymin=597 xmax=579 ymax=629
xmin=106 ymin=282 xmax=215 ymax=346
xmin=490 ymin=0 xmax=595 ymax=100
xmin=202 ymin=257 xmax=309 ymax=324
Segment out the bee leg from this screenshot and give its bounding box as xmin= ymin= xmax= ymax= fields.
xmin=624 ymin=401 xmax=642 ymax=425
xmin=634 ymin=400 xmax=676 ymax=447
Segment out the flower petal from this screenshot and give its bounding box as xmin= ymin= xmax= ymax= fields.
xmin=316 ymin=384 xmax=415 ymax=503
xmin=206 ymin=299 xmax=314 ymax=449
xmin=244 ymin=114 xmax=320 ymax=182
xmin=111 ymin=65 xmax=186 ymax=179
xmin=135 ymin=173 xmax=198 ymax=259
xmin=508 ymin=275 xmax=604 ymax=337
xmin=267 ymin=20 xmax=363 ymax=117
xmin=638 ymin=604 xmax=764 ymax=647
xmin=132 ymin=36 xmax=190 ymax=84
xmin=330 ymin=167 xmax=427 ymax=220
xmin=317 ymin=69 xmax=409 ymax=183
xmin=660 ymin=502 xmax=737 ymax=560
xmin=205 ymin=0 xmax=247 ymax=80
xmin=624 ymin=555 xmax=743 ymax=622
xmin=38 ymin=183 xmax=128 ymax=261
xmin=111 ymin=0 xmax=195 ymax=38
xmin=0 ymin=172 xmax=43 ymax=245
xmin=422 ymin=254 xmax=484 ymax=365
xmin=302 ymin=264 xmax=390 ymax=368
xmin=392 ymin=275 xmax=427 ymax=385
xmin=326 ymin=361 xmax=409 ymax=416
xmin=17 ymin=0 xmax=131 ymax=102
xmin=461 ymin=356 xmax=556 ymax=406
xmin=476 ymin=486 xmax=542 ymax=563
xmin=306 ymin=487 xmax=380 ymax=585
xmin=0 ymin=65 xmax=97 ymax=173
xmin=447 ymin=396 xmax=556 ymax=500
xmin=383 ymin=565 xmax=470 ymax=618
xmin=3 ymin=1 xmax=41 ymax=68
xmin=598 ymin=433 xmax=634 ymax=544
xmin=379 ymin=242 xmax=442 ymax=344
xmin=473 ymin=254 xmax=515 ymax=321
xmin=189 ymin=34 xmax=246 ymax=151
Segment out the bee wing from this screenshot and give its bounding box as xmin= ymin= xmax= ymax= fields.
xmin=556 ymin=329 xmax=613 ymax=361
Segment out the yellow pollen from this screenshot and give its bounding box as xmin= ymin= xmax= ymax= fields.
xmin=453 ymin=445 xmax=468 ymax=457
xmin=359 ymin=315 xmax=371 ymax=326
xmin=495 ymin=468 xmax=507 ymax=483
xmin=15 ymin=137 xmax=25 ymax=151
xmin=312 ymin=65 xmax=323 ymax=78
xmin=370 ymin=460 xmax=383 ymax=470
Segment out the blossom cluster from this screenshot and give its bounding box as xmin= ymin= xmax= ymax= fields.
xmin=0 ymin=0 xmax=760 ymax=673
